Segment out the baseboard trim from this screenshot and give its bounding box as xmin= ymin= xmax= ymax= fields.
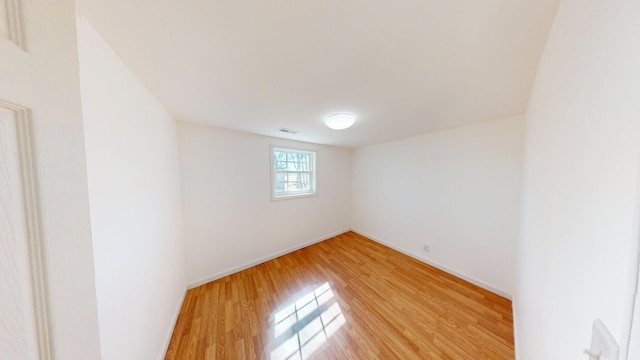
xmin=158 ymin=285 xmax=187 ymax=359
xmin=187 ymin=229 xmax=351 ymax=289
xmin=511 ymin=296 xmax=520 ymax=356
xmin=350 ymin=228 xmax=513 ymax=300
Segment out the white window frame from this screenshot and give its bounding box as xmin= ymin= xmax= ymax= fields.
xmin=271 ymin=145 xmax=317 ymax=200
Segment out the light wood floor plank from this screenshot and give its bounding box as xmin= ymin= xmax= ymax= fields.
xmin=165 ymin=232 xmax=514 ymax=359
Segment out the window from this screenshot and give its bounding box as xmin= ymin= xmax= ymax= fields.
xmin=271 ymin=146 xmax=316 ymax=200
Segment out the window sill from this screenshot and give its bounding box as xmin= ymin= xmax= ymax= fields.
xmin=271 ymin=193 xmax=318 ymax=201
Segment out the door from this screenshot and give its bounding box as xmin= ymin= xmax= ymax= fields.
xmin=0 ymin=1 xmax=51 ymax=359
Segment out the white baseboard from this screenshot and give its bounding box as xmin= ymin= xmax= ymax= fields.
xmin=511 ymin=297 xmax=520 ymax=356
xmin=158 ymin=285 xmax=187 ymax=360
xmin=187 ymin=229 xmax=351 ymax=289
xmin=350 ymin=228 xmax=513 ymax=300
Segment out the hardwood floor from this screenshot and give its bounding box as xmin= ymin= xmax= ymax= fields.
xmin=165 ymin=232 xmax=514 ymax=359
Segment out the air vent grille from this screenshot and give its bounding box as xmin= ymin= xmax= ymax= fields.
xmin=278 ymin=127 xmax=300 ymax=134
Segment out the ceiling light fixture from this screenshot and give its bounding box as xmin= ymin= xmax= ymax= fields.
xmin=324 ymin=113 xmax=356 ymax=130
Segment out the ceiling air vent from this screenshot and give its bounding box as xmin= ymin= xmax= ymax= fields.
xmin=278 ymin=127 xmax=300 ymax=134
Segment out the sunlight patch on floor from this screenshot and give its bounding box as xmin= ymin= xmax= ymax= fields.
xmin=270 ymin=283 xmax=346 ymax=360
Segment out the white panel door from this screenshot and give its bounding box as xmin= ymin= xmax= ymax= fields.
xmin=0 ymin=107 xmax=37 ymax=360
xmin=0 ymin=1 xmax=49 ymax=359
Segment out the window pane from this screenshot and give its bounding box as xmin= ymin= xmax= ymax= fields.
xmin=299 ymin=173 xmax=310 ymax=185
xmin=275 ymin=182 xmax=285 ymax=191
xmin=274 ymin=151 xmax=286 ymax=162
xmin=286 ymin=161 xmax=299 ymax=171
xmin=272 ymin=148 xmax=315 ymax=198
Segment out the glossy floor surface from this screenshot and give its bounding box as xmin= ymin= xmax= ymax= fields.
xmin=165 ymin=232 xmax=514 ymax=359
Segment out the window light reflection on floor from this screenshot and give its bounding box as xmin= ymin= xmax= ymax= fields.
xmin=270 ymin=282 xmax=346 ymax=360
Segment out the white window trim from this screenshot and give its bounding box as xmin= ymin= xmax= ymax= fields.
xmin=270 ymin=145 xmax=317 ymax=201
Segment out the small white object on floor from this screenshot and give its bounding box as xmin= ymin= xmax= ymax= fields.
xmin=585 ymin=319 xmax=619 ymax=360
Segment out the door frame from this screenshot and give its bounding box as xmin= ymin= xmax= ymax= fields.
xmin=622 ymin=147 xmax=640 ymax=359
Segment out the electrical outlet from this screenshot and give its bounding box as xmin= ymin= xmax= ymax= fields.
xmin=422 ymin=244 xmax=430 ymax=253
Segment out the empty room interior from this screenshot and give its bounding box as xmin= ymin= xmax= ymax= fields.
xmin=2 ymin=0 xmax=640 ymax=359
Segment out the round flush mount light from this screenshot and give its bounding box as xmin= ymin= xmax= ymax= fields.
xmin=324 ymin=112 xmax=356 ymax=130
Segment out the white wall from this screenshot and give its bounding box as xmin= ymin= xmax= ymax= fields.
xmin=178 ymin=123 xmax=352 ymax=286
xmin=352 ymin=116 xmax=524 ymax=297
xmin=515 ymin=0 xmax=640 ymax=358
xmin=77 ymin=18 xmax=186 ymax=360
